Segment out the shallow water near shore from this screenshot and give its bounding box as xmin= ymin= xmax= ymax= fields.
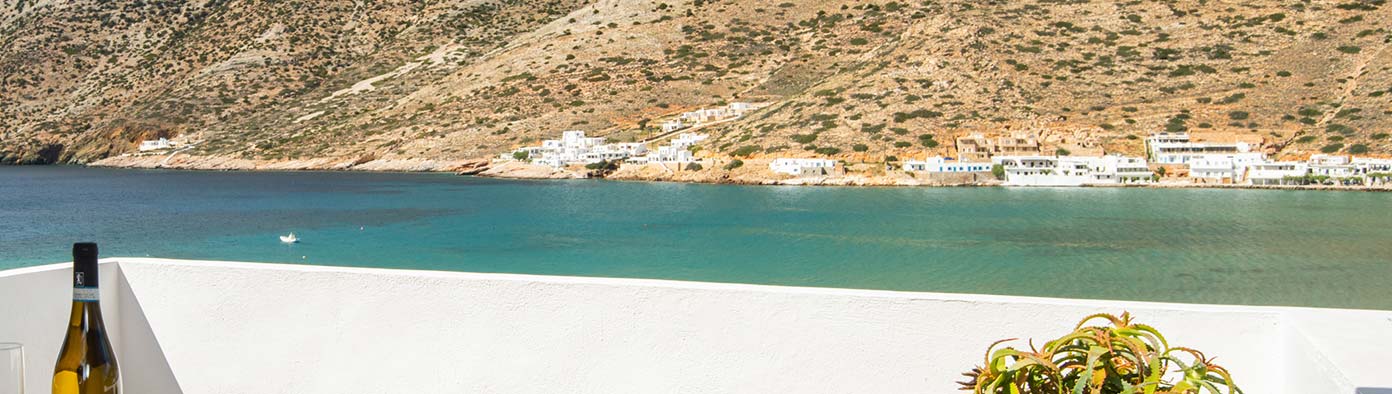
xmin=2 ymin=166 xmax=1390 ymax=309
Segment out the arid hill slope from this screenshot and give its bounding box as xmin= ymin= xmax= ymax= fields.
xmin=2 ymin=0 xmax=1390 ymax=166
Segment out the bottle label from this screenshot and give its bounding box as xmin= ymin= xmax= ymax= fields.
xmin=73 ymin=287 xmax=100 ymax=302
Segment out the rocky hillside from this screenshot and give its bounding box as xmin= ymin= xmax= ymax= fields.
xmin=2 ymin=0 xmax=1390 ymax=166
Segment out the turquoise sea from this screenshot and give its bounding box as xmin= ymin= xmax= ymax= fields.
xmin=2 ymin=166 xmax=1389 ymax=309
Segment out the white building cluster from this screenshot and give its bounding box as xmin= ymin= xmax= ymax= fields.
xmin=993 ymin=155 xmax=1154 ymax=186
xmin=904 ymin=143 xmax=1152 ymax=187
xmin=503 ymin=131 xmax=714 ymax=168
xmin=494 ymin=128 xmax=1391 ymax=186
xmin=1145 ymin=133 xmax=1265 ymax=182
xmin=1145 ymin=133 xmax=1392 ymax=186
xmin=627 ymin=133 xmax=708 ymax=164
xmin=498 ymin=101 xmax=760 ymax=168
xmin=662 ymin=102 xmax=762 ymax=132
xmin=503 ymin=130 xmax=647 ymax=168
xmin=1273 ymin=154 xmax=1392 ymax=185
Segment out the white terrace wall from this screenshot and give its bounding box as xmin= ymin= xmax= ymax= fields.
xmin=0 ymin=262 xmax=179 ymax=394
xmin=3 ymin=259 xmax=1391 ymax=394
xmin=0 ymin=264 xmax=126 ymax=394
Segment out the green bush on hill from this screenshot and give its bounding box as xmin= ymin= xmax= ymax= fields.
xmin=917 ymin=134 xmax=938 ymax=147
xmin=732 ymin=145 xmax=762 ymax=157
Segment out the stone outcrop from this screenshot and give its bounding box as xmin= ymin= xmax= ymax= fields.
xmin=88 ymin=154 xmax=487 ymax=173
xmin=477 ymin=161 xmax=583 ymax=179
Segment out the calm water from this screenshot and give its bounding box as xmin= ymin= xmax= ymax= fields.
xmin=2 ymin=166 xmax=1389 ymax=309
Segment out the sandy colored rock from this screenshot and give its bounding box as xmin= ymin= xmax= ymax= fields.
xmin=478 ymin=161 xmax=583 ymax=179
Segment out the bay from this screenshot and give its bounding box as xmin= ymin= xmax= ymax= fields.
xmin=2 ymin=166 xmax=1389 ymax=309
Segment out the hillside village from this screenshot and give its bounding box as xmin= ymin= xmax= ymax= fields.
xmin=479 ymin=100 xmax=1392 ymax=187
xmin=1 ymin=0 xmax=1391 ymax=189
xmin=89 ymin=98 xmax=1392 ymax=188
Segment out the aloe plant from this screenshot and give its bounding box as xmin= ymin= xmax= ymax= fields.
xmin=958 ymin=312 xmax=1241 ymax=394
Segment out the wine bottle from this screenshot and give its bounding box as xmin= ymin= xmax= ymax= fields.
xmin=53 ymin=242 xmax=120 ymax=394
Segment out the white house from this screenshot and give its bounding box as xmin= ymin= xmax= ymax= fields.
xmin=1247 ymin=161 xmax=1309 ymax=185
xmin=1353 ymin=157 xmax=1386 ymax=174
xmin=626 ymin=134 xmax=706 ymax=164
xmin=1354 ymin=157 xmax=1392 ymax=185
xmin=671 ymin=103 xmax=761 ymax=129
xmin=902 ymin=157 xmax=991 ymax=173
xmin=681 ymin=108 xmax=728 ymax=123
xmin=661 ymin=120 xmax=686 ymax=133
xmin=770 ymin=158 xmax=837 ymax=176
xmin=1309 ymin=154 xmax=1357 ymax=178
xmin=993 ymin=155 xmax=1152 ymax=186
xmin=1090 ymin=156 xmax=1155 ymax=183
xmin=629 ymin=145 xmax=694 ymax=164
xmin=139 ymin=138 xmax=174 ymax=151
xmin=1352 ymin=157 xmax=1392 ymax=184
xmin=727 ymin=102 xmax=759 ymax=117
xmin=670 ymin=133 xmax=708 ymax=149
xmin=584 ymin=143 xmax=648 ymax=162
xmin=1352 ymin=157 xmax=1392 ymax=174
xmin=994 ymin=156 xmax=1091 ymax=186
xmin=560 ymin=130 xmax=605 ymax=148
xmin=1188 ymin=153 xmax=1265 ymax=182
xmin=654 ymin=146 xmax=694 ymax=163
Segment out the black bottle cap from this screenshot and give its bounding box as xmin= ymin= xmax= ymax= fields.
xmin=72 ymin=242 xmax=99 ymax=287
xmin=74 ymin=242 xmax=98 ymax=263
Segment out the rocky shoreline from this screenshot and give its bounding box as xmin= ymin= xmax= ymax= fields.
xmin=87 ymin=153 xmax=489 ymax=173
xmin=5 ymin=155 xmax=1378 ymax=192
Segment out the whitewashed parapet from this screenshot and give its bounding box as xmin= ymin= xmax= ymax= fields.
xmin=2 ymin=259 xmax=1389 ymax=394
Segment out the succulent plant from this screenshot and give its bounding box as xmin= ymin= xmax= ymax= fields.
xmin=959 ymin=312 xmax=1241 ymax=394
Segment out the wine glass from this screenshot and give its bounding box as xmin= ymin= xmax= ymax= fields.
xmin=0 ymin=343 xmax=21 ymax=394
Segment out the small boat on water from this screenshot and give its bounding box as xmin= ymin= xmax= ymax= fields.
xmin=280 ymin=233 xmax=299 ymax=243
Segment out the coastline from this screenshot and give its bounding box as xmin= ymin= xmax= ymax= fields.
xmin=16 ymin=154 xmax=1382 ymax=192
xmin=87 ymin=153 xmax=489 ymax=174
